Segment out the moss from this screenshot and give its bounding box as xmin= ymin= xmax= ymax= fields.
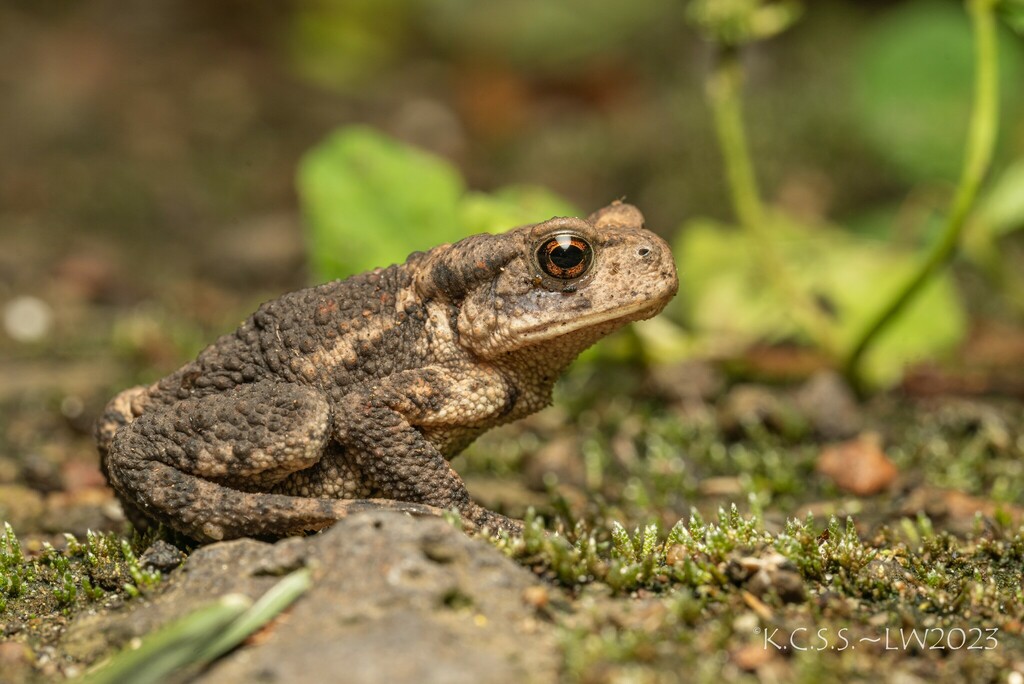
xmin=463 ymin=380 xmax=1024 ymax=681
xmin=0 ymin=522 xmax=165 ymax=649
xmin=495 ymin=510 xmax=1024 ymax=682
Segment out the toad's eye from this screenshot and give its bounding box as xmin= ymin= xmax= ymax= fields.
xmin=537 ymin=234 xmax=593 ymax=280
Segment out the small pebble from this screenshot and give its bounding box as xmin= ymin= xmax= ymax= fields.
xmin=138 ymin=540 xmax=186 ymax=573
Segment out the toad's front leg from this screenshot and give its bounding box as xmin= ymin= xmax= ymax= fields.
xmin=328 ymin=366 xmax=525 ymax=534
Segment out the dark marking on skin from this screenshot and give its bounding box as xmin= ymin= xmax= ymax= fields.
xmin=499 ymin=383 xmax=519 ymax=418
xmin=180 ymin=369 xmax=201 ymax=391
xmin=569 ymin=297 xmax=591 ymax=311
xmin=432 ymin=260 xmax=463 ymax=299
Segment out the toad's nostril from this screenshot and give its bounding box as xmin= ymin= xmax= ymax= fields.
xmin=637 ymin=247 xmax=651 ymax=257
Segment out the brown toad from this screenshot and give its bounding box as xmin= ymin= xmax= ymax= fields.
xmin=96 ymin=202 xmax=678 ymax=542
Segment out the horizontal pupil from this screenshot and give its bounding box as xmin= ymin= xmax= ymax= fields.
xmin=550 ymin=245 xmax=584 ymax=269
xmin=537 ymin=235 xmax=592 ymax=280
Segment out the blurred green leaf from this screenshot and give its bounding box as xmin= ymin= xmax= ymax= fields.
xmin=853 ymin=0 xmax=1024 ymax=183
xmin=298 ymin=126 xmax=578 ymax=281
xmin=460 ymin=185 xmax=578 ymax=236
xmin=420 ymin=0 xmax=675 ymax=72
xmin=630 ymin=317 xmax=695 ymax=364
xmin=964 ymin=158 xmax=1024 ymax=295
xmin=686 ymin=0 xmax=802 ymax=46
xmin=286 ymin=0 xmax=412 ymax=90
xmin=999 ymin=0 xmax=1024 ymax=35
xmin=674 ymin=217 xmax=966 ymax=387
xmin=298 ymin=126 xmax=465 ymax=281
xmin=976 ymin=158 xmax=1024 ymax=237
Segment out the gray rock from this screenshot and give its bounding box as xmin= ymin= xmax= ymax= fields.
xmin=62 ymin=513 xmax=560 ymax=683
xmin=793 ymin=371 xmax=863 ymax=440
xmin=137 ymin=540 xmax=186 ymax=573
xmin=718 ymin=385 xmax=809 ymax=439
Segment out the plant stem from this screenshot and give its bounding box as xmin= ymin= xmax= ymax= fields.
xmin=708 ymin=47 xmax=765 ymax=233
xmin=842 ymin=0 xmax=1000 ymax=384
xmin=707 ymin=45 xmax=838 ymax=356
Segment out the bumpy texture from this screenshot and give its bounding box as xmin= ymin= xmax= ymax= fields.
xmin=96 ymin=202 xmax=678 ymax=542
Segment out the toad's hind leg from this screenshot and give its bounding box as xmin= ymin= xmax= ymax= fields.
xmin=104 ymin=381 xmax=442 ymax=542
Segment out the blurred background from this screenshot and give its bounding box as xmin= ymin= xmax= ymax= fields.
xmin=2 ymin=0 xmax=1020 ymax=287
xmin=2 ymin=0 xmax=1024 ymax=533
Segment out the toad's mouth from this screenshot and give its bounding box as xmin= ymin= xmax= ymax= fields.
xmin=509 ymin=295 xmax=672 ymax=351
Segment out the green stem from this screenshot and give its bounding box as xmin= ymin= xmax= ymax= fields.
xmin=708 ymin=47 xmax=766 ymax=232
xmin=707 ymin=45 xmax=838 ymax=356
xmin=842 ymin=0 xmax=1000 ymax=384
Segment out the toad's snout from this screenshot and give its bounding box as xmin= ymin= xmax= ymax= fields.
xmin=632 ymin=231 xmax=678 ymax=299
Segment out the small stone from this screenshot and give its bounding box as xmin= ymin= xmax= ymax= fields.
xmin=51 ymin=253 xmax=118 ymax=303
xmin=651 ymin=360 xmax=725 ymax=402
xmin=732 ymin=642 xmax=775 ymax=671
xmin=745 ymin=568 xmax=806 ymax=604
xmin=41 ymin=488 xmax=119 ymax=538
xmin=770 ymin=570 xmax=806 ymax=604
xmin=521 ymin=435 xmax=585 ymax=491
xmin=698 ymin=476 xmax=744 ymax=497
xmin=138 ymin=540 xmax=186 ymax=573
xmin=0 ymin=640 xmax=34 ymax=665
xmin=718 ymin=385 xmax=808 ymax=438
xmin=521 ymin=585 xmax=549 ymax=610
xmin=61 ymin=514 xmax=561 ymax=682
xmin=0 ymin=485 xmax=45 ymax=532
xmin=816 ymin=433 xmax=899 ymax=496
xmin=725 ymin=559 xmax=754 ymax=585
xmin=899 ymin=486 xmax=1024 ymax=534
xmin=0 ymin=640 xmax=35 ymax=683
xmin=864 ymin=559 xmax=907 ymax=583
xmin=61 ymin=460 xmax=107 ymax=493
xmin=21 ymin=453 xmax=64 ymax=493
xmin=793 ymin=370 xmax=863 ymax=439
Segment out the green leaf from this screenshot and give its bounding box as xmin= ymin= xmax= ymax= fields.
xmin=298 ymin=126 xmax=466 ymax=281
xmin=852 ymin=0 xmax=1024 ymax=182
xmin=420 ymin=0 xmax=675 ymax=72
xmin=998 ymin=0 xmax=1024 ymax=35
xmin=674 ymin=216 xmax=967 ymax=387
xmin=285 ymin=0 xmax=412 ymax=90
xmin=976 ymin=158 xmax=1024 ymax=237
xmin=460 ymin=185 xmax=578 ymax=236
xmin=686 ymin=0 xmax=802 ymax=46
xmin=298 ymin=126 xmax=579 ymax=282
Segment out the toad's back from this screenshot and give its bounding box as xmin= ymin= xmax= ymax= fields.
xmin=145 ymin=259 xmax=444 ymax=407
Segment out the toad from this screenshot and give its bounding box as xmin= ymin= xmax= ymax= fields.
xmin=96 ymin=202 xmax=678 ymax=542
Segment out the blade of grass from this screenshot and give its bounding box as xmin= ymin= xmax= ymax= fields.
xmin=81 ymin=568 xmax=312 ymax=684
xmin=81 ymin=594 xmax=251 ymax=684
xmin=193 ymin=567 xmax=312 ymax=664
